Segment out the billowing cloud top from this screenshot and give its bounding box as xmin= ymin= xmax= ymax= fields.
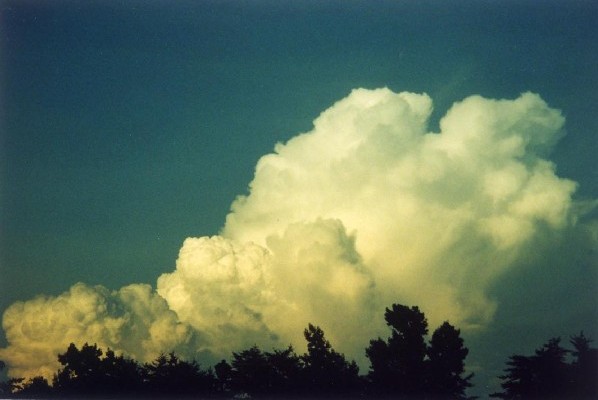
xmin=0 ymin=88 xmax=588 ymax=380
xmin=223 ymin=88 xmax=575 ymax=326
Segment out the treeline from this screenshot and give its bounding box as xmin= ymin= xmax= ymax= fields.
xmin=0 ymin=304 xmax=471 ymax=399
xmin=0 ymin=303 xmax=596 ymax=399
xmin=491 ymin=333 xmax=598 ymax=399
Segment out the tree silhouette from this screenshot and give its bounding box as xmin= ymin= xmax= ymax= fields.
xmin=1 ymin=307 xmax=477 ymax=399
xmin=12 ymin=376 xmax=53 ymax=399
xmin=532 ymin=338 xmax=569 ymax=397
xmin=52 ymin=342 xmax=146 ymax=397
xmin=366 ymin=304 xmax=428 ymax=396
xmin=53 ymin=342 xmax=106 ymax=395
xmin=100 ymin=348 xmax=143 ymax=396
xmin=493 ymin=354 xmax=536 ymax=399
xmin=0 ymin=377 xmax=25 ymax=398
xmin=366 ymin=304 xmax=473 ymax=399
xmin=142 ymin=352 xmax=216 ymax=398
xmin=225 ymin=330 xmax=359 ymax=399
xmin=492 ymin=334 xmax=598 ymax=399
xmin=54 ymin=343 xmax=148 ymax=397
xmin=0 ymin=360 xmax=54 ymax=399
xmin=264 ymin=345 xmax=303 ymax=396
xmin=427 ymin=321 xmax=472 ymax=399
xmin=52 ymin=343 xmax=219 ymax=398
xmin=301 ymin=323 xmax=361 ymax=398
xmin=214 ymin=359 xmax=233 ymax=394
xmin=569 ymin=332 xmax=598 ymax=398
xmin=229 ymin=345 xmax=273 ymax=396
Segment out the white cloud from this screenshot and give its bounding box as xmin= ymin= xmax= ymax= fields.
xmin=1 ymin=88 xmax=589 ymax=379
xmin=156 ymin=236 xmax=278 ymax=356
xmin=156 ymin=219 xmax=376 ymax=366
xmin=223 ymin=88 xmax=577 ymax=332
xmin=0 ymin=283 xmax=196 ymax=380
xmin=263 ymin=218 xmax=377 ymax=363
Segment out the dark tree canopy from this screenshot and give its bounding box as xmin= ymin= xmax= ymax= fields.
xmin=0 ymin=305 xmax=478 ymax=399
xmin=53 ymin=343 xmax=146 ymax=398
xmin=51 ymin=343 xmax=149 ymax=397
xmin=366 ymin=304 xmax=472 ymax=399
xmin=143 ymin=352 xmax=216 ymax=397
xmin=214 ymin=359 xmax=233 ymax=394
xmin=53 ymin=342 xmax=103 ymax=394
xmin=50 ymin=343 xmax=216 ymax=398
xmin=366 ymin=304 xmax=429 ymax=396
xmin=301 ymin=323 xmax=362 ymax=397
xmin=492 ymin=333 xmax=598 ymax=399
xmin=11 ymin=376 xmax=52 ymax=399
xmin=4 ymin=308 xmax=595 ymax=400
xmin=427 ymin=321 xmax=473 ymax=398
xmin=224 ymin=344 xmax=304 ymax=397
xmin=229 ymin=345 xmax=273 ymax=396
xmin=264 ymin=345 xmax=303 ymax=395
xmin=569 ymin=332 xmax=598 ymax=398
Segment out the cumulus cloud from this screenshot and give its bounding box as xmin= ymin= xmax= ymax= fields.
xmin=0 ymin=283 xmax=197 ymax=380
xmin=223 ymin=88 xmax=576 ymax=328
xmin=157 ymin=218 xmax=376 ymax=366
xmin=156 ymin=236 xmax=278 ymax=356
xmin=1 ymin=88 xmax=591 ymax=380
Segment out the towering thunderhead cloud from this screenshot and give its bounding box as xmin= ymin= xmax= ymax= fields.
xmin=222 ymin=88 xmax=577 ymax=327
xmin=1 ymin=88 xmax=591 ymax=380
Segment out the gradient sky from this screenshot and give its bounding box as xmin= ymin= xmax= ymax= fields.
xmin=1 ymin=0 xmax=597 ymax=396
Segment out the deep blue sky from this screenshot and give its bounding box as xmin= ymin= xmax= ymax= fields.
xmin=1 ymin=0 xmax=597 ymax=394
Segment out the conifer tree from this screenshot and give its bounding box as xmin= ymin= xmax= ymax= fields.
xmin=427 ymin=321 xmax=473 ymax=399
xmin=366 ymin=304 xmax=428 ymax=396
xmin=302 ymin=324 xmax=361 ymax=397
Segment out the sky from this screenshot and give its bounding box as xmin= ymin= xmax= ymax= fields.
xmin=0 ymin=0 xmax=597 ymax=397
